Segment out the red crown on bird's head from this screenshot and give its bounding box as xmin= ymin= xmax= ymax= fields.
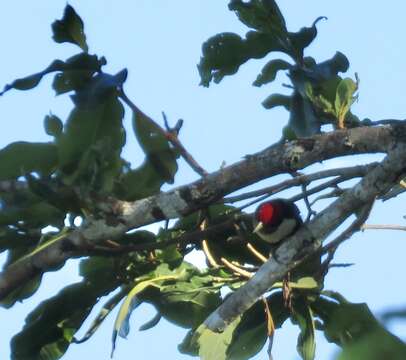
xmin=257 ymin=202 xmax=275 ymax=224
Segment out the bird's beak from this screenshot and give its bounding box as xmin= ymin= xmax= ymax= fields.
xmin=253 ymin=222 xmax=264 ymax=234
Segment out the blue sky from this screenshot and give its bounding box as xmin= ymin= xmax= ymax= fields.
xmin=1 ymin=1 xmax=406 ymax=359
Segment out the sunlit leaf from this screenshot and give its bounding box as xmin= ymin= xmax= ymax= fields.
xmin=334 ymin=78 xmax=357 ymax=128
xmin=293 ymin=300 xmax=316 ymax=360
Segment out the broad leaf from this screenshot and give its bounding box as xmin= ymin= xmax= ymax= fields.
xmin=226 ymin=300 xmax=268 ymax=360
xmin=262 ymin=93 xmax=291 ymax=110
xmin=334 ymin=78 xmax=357 ymax=129
xmin=228 ymin=0 xmax=287 ymax=34
xmin=44 ymin=114 xmax=63 ymax=138
xmin=292 ymin=299 xmax=316 ymax=360
xmin=58 ymin=93 xmax=125 ymax=191
xmin=289 ymin=92 xmax=320 ymax=137
xmin=253 ymin=59 xmax=291 ymax=87
xmin=51 ymin=5 xmax=88 ymax=51
xmin=311 ymin=295 xmax=406 ymax=359
xmin=11 ymin=257 xmax=120 ymax=360
xmin=0 ymin=53 xmax=105 ymax=96
xmin=0 ymin=142 xmax=57 ymax=180
xmin=112 ymin=274 xmax=180 ymax=356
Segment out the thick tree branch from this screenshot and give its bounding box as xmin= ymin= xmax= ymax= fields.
xmin=203 ymin=140 xmax=406 ymax=332
xmin=0 ymin=124 xmax=404 ymax=300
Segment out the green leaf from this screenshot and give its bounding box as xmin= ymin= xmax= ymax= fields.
xmin=312 ymin=52 xmax=349 ymax=80
xmin=0 ymin=142 xmax=57 ymax=180
xmin=253 ymin=59 xmax=291 ymax=87
xmin=0 ymin=60 xmax=65 ymax=95
xmin=311 ymin=296 xmax=406 ymax=359
xmin=288 ymin=16 xmax=327 ymax=60
xmin=44 ymin=114 xmax=63 ymax=138
xmin=337 ymin=330 xmax=406 ymax=360
xmin=51 ymin=5 xmax=88 ymax=51
xmin=158 ymin=285 xmax=222 ymax=329
xmin=190 ymin=319 xmax=241 ymax=360
xmin=74 ymin=288 xmax=128 ymax=344
xmin=52 ymin=53 xmax=106 ymax=95
xmin=139 ymin=312 xmax=162 ymax=331
xmin=58 ymin=93 xmax=125 ymax=190
xmin=334 ymin=78 xmax=357 ymax=128
xmin=262 ymin=93 xmax=291 ymax=110
xmin=226 ymin=301 xmax=267 ymax=360
xmin=198 ymin=32 xmax=247 ymax=86
xmin=112 ymin=274 xmax=178 ymax=356
xmin=70 ymin=69 xmax=127 ymax=107
xmin=11 ymin=275 xmax=119 ymax=360
xmin=289 ymin=92 xmax=321 ymax=137
xmin=293 ymin=300 xmax=316 ymax=360
xmin=228 ymin=0 xmax=287 ymax=34
xmin=115 ymin=162 xmax=163 ymax=200
xmin=131 ymin=109 xmax=178 ymax=186
xmin=198 ymin=30 xmax=290 ymax=87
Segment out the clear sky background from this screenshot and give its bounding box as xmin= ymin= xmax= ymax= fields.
xmin=1 ymin=1 xmax=406 ymax=359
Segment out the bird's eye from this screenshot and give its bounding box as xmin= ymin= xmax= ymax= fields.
xmin=258 ymin=203 xmax=274 ymax=223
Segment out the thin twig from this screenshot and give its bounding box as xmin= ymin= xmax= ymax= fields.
xmin=119 ymin=89 xmax=208 ymax=177
xmin=361 ymin=224 xmax=406 ymax=231
xmin=246 ymin=243 xmax=268 ymax=263
xmin=224 ymin=163 xmax=376 ymax=204
xmin=318 ymin=200 xmax=375 ymax=278
xmin=75 ymin=216 xmax=242 ymax=257
xmin=200 ymin=219 xmax=219 ymax=267
xmin=290 ymin=170 xmax=316 ymax=222
xmin=220 ymin=257 xmax=253 ymax=278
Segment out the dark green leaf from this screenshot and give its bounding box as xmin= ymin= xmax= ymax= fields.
xmin=70 ymin=69 xmax=127 ymax=107
xmin=115 ymin=162 xmax=163 ymax=201
xmin=112 ymin=272 xmax=181 ymax=356
xmin=0 ymin=142 xmax=57 ymax=180
xmin=228 ymin=0 xmax=287 ymax=34
xmin=44 ymin=114 xmax=63 ymax=138
xmin=58 ymin=93 xmax=125 ymax=190
xmin=51 ymin=5 xmax=88 ymax=51
xmin=288 ymin=17 xmax=327 ymax=60
xmin=139 ymin=312 xmax=162 ymax=331
xmin=0 ymin=60 xmax=65 ymax=95
xmin=292 ymin=299 xmax=316 ymax=360
xmin=11 ymin=279 xmax=118 ymax=360
xmin=312 ymin=52 xmax=349 ymax=80
xmin=74 ymin=288 xmax=128 ymax=344
xmin=262 ymin=93 xmax=291 ymax=110
xmin=289 ymin=92 xmax=321 ymax=137
xmin=0 ymin=201 xmax=63 ymax=228
xmin=199 ymin=27 xmax=298 ymax=87
xmin=253 ymin=59 xmax=291 ymax=86
xmin=198 ymin=32 xmax=247 ymax=86
xmin=132 ymin=109 xmax=178 ymax=186
xmin=226 ymin=301 xmax=267 ymax=360
xmin=52 ymin=53 xmax=106 ymax=95
xmin=337 ymin=330 xmax=406 ymax=360
xmin=311 ymin=296 xmax=406 ymax=360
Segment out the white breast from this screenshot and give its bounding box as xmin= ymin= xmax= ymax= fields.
xmin=257 ymin=218 xmax=297 ymax=244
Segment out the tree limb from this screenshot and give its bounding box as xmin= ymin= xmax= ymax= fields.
xmin=0 ymin=124 xmax=404 ymax=300
xmin=203 ymin=140 xmax=406 ymax=332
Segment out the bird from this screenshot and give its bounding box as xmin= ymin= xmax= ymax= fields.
xmin=253 ymin=199 xmax=302 ymax=244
